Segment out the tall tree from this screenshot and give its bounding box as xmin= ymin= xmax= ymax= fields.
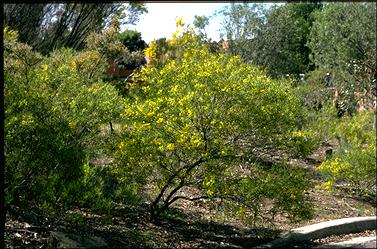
xmin=193 ymin=15 xmax=210 ymax=40
xmin=219 ymin=3 xmax=321 ymax=77
xmin=308 ymin=2 xmax=376 ymax=114
xmin=3 ymin=3 xmax=147 ymax=54
xmin=256 ymin=3 xmax=322 ymax=77
xmin=3 ymin=4 xmax=52 ymax=48
xmin=219 ymin=3 xmax=266 ymax=61
xmin=308 ymin=3 xmax=376 ymax=71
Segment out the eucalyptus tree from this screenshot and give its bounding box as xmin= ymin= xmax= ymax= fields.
xmin=4 ymin=3 xmax=147 ymax=54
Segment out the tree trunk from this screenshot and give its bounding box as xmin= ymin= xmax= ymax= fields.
xmin=109 ymin=122 xmax=114 ymax=133
xmin=150 ymin=203 xmax=162 ymax=224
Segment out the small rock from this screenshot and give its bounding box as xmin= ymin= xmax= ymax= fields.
xmin=47 ymin=231 xmax=108 ymax=248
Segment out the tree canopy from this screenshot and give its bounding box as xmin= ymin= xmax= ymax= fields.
xmin=308 ymin=2 xmax=376 ymax=114
xmin=118 ymin=29 xmax=147 ymax=52
xmin=4 ymin=3 xmax=148 ymax=54
xmin=219 ymin=2 xmax=322 ymax=77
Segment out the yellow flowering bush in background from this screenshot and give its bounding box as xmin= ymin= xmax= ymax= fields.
xmin=317 ymin=111 xmax=376 ymax=197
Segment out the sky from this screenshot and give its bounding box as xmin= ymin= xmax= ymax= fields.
xmin=123 ymin=3 xmax=231 ymax=44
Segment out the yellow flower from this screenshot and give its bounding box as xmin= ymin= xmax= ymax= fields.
xmin=322 ymin=180 xmax=333 ymax=191
xmin=157 ymin=117 xmax=164 ymax=123
xmin=194 ymin=83 xmax=204 ymax=89
xmin=170 ymin=85 xmax=179 ymax=94
xmin=175 ymin=17 xmax=184 ymax=27
xmin=167 ymin=143 xmax=175 ymax=150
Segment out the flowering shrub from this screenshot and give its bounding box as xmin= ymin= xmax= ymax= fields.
xmin=317 ymin=111 xmax=376 ymax=196
xmin=4 ymin=28 xmax=123 ymax=212
xmin=115 ymin=34 xmax=314 ymax=223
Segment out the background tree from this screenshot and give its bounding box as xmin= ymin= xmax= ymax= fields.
xmin=118 ymin=29 xmax=147 ymax=52
xmin=193 ymin=15 xmax=210 ymax=40
xmin=219 ymin=3 xmax=321 ymax=78
xmin=3 ymin=4 xmax=52 ymax=49
xmin=308 ymin=2 xmax=376 ymax=115
xmin=3 ymin=3 xmax=148 ymax=54
xmin=255 ymin=2 xmax=321 ymax=77
xmin=122 ymin=2 xmax=148 ymax=26
xmin=115 ymin=29 xmax=147 ymax=70
xmin=219 ymin=3 xmax=266 ymax=62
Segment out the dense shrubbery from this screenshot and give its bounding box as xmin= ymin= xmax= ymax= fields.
xmin=4 ymin=27 xmax=123 ymax=212
xmin=317 ymin=111 xmax=376 ymax=197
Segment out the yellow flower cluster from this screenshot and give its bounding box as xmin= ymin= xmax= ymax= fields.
xmin=144 ymin=41 xmax=157 ymax=63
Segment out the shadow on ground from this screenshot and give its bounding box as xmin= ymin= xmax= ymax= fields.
xmin=6 ymin=204 xmax=279 ymax=248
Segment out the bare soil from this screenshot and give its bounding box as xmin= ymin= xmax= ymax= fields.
xmin=5 ymin=140 xmax=376 ymax=248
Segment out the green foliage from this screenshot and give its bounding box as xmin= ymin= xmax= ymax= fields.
xmin=3 ymin=4 xmax=48 ymax=49
xmin=123 ymin=2 xmax=148 ymax=26
xmin=4 ymin=3 xmax=147 ymax=53
xmin=308 ymin=3 xmax=376 ymax=114
xmin=160 ymin=208 xmax=187 ymax=222
xmin=287 ymin=129 xmax=321 ymax=159
xmin=4 ymin=26 xmax=43 ymax=75
xmin=219 ymin=3 xmax=266 ymax=62
xmin=292 ymin=69 xmax=335 ymax=152
xmin=115 ymin=34 xmax=314 ymax=223
xmin=317 ymin=111 xmax=376 ymax=196
xmin=219 ymin=3 xmax=321 ymax=77
xmin=64 ymin=212 xmax=85 ymax=226
xmin=84 ymin=16 xmax=146 ymax=75
xmin=193 ymin=15 xmax=210 ymax=40
xmin=118 ymin=29 xmax=147 ymax=52
xmin=308 ymin=3 xmax=376 ymax=71
xmin=78 ymin=164 xmax=114 ymax=212
xmin=218 ymin=163 xmax=314 ymax=223
xmin=114 ymin=29 xmax=147 ymax=69
xmin=117 ymin=50 xmax=146 ymax=69
xmin=85 ymin=15 xmax=127 ymax=62
xmin=256 ymin=3 xmax=321 ymax=77
xmin=4 ymin=29 xmax=123 ymax=212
